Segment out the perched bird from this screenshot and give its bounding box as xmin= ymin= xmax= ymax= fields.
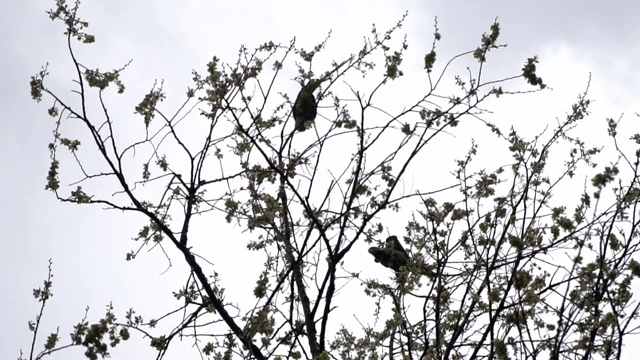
xmin=293 ymin=78 xmax=329 ymax=132
xmin=369 ymin=235 xmax=437 ymax=279
xmin=292 ymin=57 xmax=352 ymax=132
xmin=368 ymin=235 xmax=410 ymax=272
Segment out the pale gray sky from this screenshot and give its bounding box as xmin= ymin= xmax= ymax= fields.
xmin=2 ymin=1 xmax=640 ymax=359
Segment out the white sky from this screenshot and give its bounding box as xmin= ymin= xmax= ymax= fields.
xmin=2 ymin=1 xmax=640 ymax=359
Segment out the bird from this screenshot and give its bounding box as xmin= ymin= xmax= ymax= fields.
xmin=292 ymin=57 xmax=352 ymax=132
xmin=368 ymin=235 xmax=410 ymax=272
xmin=293 ymin=78 xmax=328 ymax=132
xmin=386 ymin=235 xmax=409 ymax=259
xmin=369 ymin=235 xmax=436 ymax=279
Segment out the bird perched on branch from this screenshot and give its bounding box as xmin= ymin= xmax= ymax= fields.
xmin=369 ymin=235 xmax=436 ymax=279
xmin=368 ymin=235 xmax=410 ymax=272
xmin=293 ymin=78 xmax=329 ymax=132
xmin=292 ymin=57 xmax=352 ymax=132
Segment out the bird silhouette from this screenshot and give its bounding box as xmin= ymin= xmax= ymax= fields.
xmin=293 ymin=78 xmax=328 ymax=132
xmin=368 ymin=235 xmax=410 ymax=272
xmin=368 ymin=235 xmax=436 ymax=278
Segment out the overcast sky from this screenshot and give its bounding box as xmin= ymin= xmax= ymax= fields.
xmin=2 ymin=1 xmax=640 ymax=359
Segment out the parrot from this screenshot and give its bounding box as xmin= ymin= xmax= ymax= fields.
xmin=369 ymin=235 xmax=436 ymax=279
xmin=293 ymin=78 xmax=329 ymax=132
xmin=368 ymin=235 xmax=410 ymax=272
xmin=292 ymin=57 xmax=352 ymax=132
